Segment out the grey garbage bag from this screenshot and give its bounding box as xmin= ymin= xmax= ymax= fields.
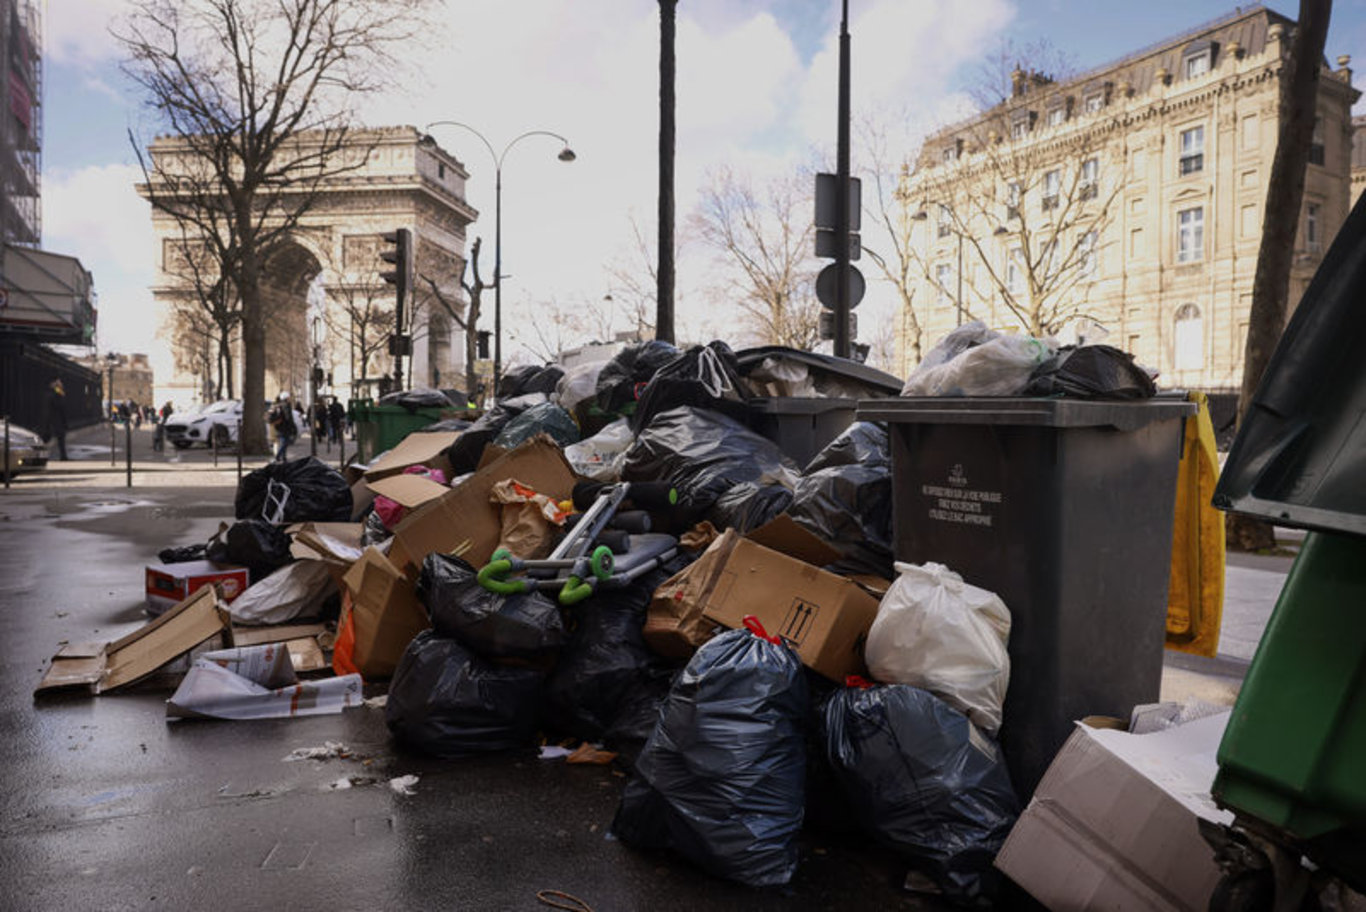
xmin=821 ymin=682 xmax=1020 ymax=907
xmin=385 ymin=631 xmax=543 ymax=758
xmin=789 ymin=422 xmax=894 ymax=579
xmin=611 ymin=620 xmax=808 ymax=887
xmin=417 ymin=553 xmax=566 ymax=659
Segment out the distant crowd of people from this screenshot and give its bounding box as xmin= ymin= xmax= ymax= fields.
xmin=269 ymin=393 xmax=348 ymax=462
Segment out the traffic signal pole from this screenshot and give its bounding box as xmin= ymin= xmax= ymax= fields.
xmin=833 ymin=0 xmax=852 ymax=359
xmin=381 ymin=228 xmax=412 ymax=394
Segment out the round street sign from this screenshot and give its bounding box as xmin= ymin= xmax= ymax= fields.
xmin=816 ymin=263 xmax=865 ymax=310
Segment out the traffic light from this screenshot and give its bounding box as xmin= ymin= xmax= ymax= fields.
xmin=379 ymin=228 xmax=411 ymax=309
xmin=477 ymin=330 xmax=491 ymax=360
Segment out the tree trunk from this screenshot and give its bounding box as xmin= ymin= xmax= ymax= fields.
xmin=465 ymin=297 xmax=480 ymax=405
xmin=656 ymin=0 xmax=677 ymax=343
xmin=238 ymin=242 xmax=269 ymax=455
xmin=1227 ymin=0 xmax=1331 ymax=552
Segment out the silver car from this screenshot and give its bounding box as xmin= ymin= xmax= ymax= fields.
xmin=164 ymin=400 xmax=243 ymax=449
xmin=1 ymin=422 xmax=49 ymax=480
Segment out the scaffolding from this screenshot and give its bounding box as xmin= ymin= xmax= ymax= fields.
xmin=0 ymin=0 xmax=40 ymax=248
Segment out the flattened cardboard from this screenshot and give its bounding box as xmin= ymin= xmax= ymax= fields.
xmin=391 ymin=438 xmax=577 ymax=572
xmin=366 ymin=473 xmax=451 ymax=510
xmin=994 ymin=714 xmax=1234 ymax=912
xmin=701 ymin=536 xmax=880 ymax=682
xmin=363 ymin=430 xmax=460 ymax=480
xmin=340 ymin=546 xmax=429 ymax=678
xmin=36 ymin=587 xmax=231 ymax=695
xmin=229 ymin=622 xmax=330 ymax=674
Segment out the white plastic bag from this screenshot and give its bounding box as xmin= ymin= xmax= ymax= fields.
xmin=563 ymin=418 xmax=633 ymax=482
xmin=228 ymin=560 xmax=336 ymax=626
xmin=864 ymin=561 xmax=1012 ymax=734
xmin=553 ymin=361 xmax=606 ymax=413
xmin=902 ymin=328 xmax=1054 ymax=397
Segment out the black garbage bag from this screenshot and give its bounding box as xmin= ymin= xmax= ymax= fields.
xmin=542 ymin=555 xmax=684 ymax=741
xmin=622 ymin=406 xmax=799 ymax=524
xmin=492 ymin=401 xmax=580 ymax=451
xmin=612 ymin=623 xmax=809 ymax=887
xmin=206 ymin=518 xmax=294 ymax=583
xmin=705 ymin=481 xmax=793 ymax=533
xmin=629 ymin=341 xmax=750 ymax=433
xmin=1024 ymin=344 xmax=1156 ymax=400
xmin=821 ymin=683 xmax=1020 ymax=907
xmin=235 ymin=456 xmax=352 ymax=524
xmin=789 ymin=422 xmax=894 ymax=579
xmin=593 ymin=340 xmax=680 ymax=417
xmin=444 ymin=392 xmax=547 ymax=476
xmin=499 ymin=364 xmax=565 ymax=399
xmin=385 ymin=630 xmax=543 ymax=758
xmin=417 ymin=553 xmax=566 ymax=659
xmin=377 ymin=387 xmax=455 ymax=412
xmin=416 ymin=418 xmax=472 ymax=434
xmin=602 ymin=666 xmax=677 ymax=773
xmin=157 ymin=544 xmax=207 ymax=564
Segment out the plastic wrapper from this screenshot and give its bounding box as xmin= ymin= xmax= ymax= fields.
xmin=563 ymin=418 xmax=633 ymax=482
xmin=629 ymin=341 xmax=750 ymax=433
xmin=554 ymin=361 xmax=607 ymax=413
xmin=822 ymin=683 xmax=1019 ymax=906
xmin=498 ymin=364 xmax=565 ymax=399
xmin=158 ymin=543 xmax=208 ymax=564
xmin=491 ymin=401 xmax=580 ymax=450
xmin=621 ymin=406 xmax=799 ymax=521
xmin=1023 ymin=344 xmax=1157 ymax=399
xmin=865 ymin=561 xmax=1012 ymax=734
xmin=377 ymin=387 xmax=455 ymax=412
xmin=417 ymin=552 xmax=566 ymax=659
xmin=226 ymin=560 xmax=337 ymax=626
xmin=705 ymin=482 xmax=793 ymax=533
xmin=612 ymin=624 xmax=809 ymax=887
xmin=385 ymin=630 xmax=543 ymax=758
xmin=789 ymin=422 xmax=894 ymax=579
xmin=902 ymin=326 xmax=1054 ymax=397
xmin=443 ymin=392 xmax=547 ymax=475
xmin=542 ymin=555 xmax=684 ymax=741
xmin=235 ymin=457 xmax=353 ymax=524
xmin=593 ymin=340 xmax=680 ymax=417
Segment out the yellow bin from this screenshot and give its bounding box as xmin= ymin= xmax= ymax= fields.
xmin=1166 ymin=390 xmax=1225 ymax=657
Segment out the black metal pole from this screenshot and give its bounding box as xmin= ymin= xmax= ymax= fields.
xmin=109 ymin=420 xmax=116 ymax=467
xmin=956 ymin=231 xmax=964 ymax=327
xmin=237 ymin=420 xmax=243 ymax=484
xmin=493 ymin=169 xmax=503 ymax=395
xmin=833 ymin=0 xmax=852 ymax=358
xmin=656 ymin=0 xmax=677 ymax=344
xmin=3 ymin=416 xmax=9 ymax=490
xmin=125 ymin=419 xmax=132 ymax=488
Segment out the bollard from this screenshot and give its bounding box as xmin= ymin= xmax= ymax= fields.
xmin=3 ymin=416 xmax=10 ymax=491
xmin=236 ymin=421 xmax=243 ymax=484
xmin=110 ymin=420 xmax=116 ymax=467
xmin=125 ymin=419 xmax=133 ymax=488
xmin=212 ymin=427 xmax=218 ymax=467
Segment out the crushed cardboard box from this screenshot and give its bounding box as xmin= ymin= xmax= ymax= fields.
xmin=339 ymin=546 xmax=430 ymax=678
xmin=36 ymin=587 xmax=231 ymax=696
xmin=994 ymin=712 xmax=1234 ymax=912
xmin=362 ymin=430 xmax=459 ymax=480
xmin=231 ymin=622 xmax=331 ymax=674
xmin=647 ymin=515 xmax=879 ymax=682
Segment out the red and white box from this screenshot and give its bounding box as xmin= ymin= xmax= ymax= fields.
xmin=145 ymin=560 xmax=250 ymax=616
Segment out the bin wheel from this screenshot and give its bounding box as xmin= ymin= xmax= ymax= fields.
xmin=589 ymin=545 xmax=614 ymax=581
xmin=1210 ymin=871 xmax=1275 ymax=912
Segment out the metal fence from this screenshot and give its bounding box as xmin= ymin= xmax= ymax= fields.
xmin=0 ymin=339 xmax=103 ymax=432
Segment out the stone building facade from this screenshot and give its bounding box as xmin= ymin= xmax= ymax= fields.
xmin=140 ymin=126 xmax=477 ymax=410
xmin=900 ymin=6 xmax=1358 ymax=393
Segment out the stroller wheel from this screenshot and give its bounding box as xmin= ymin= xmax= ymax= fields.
xmin=590 ymin=545 xmax=614 ymax=581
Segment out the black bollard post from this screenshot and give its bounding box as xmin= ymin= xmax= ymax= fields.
xmin=236 ymin=421 xmax=243 ymax=485
xmin=125 ymin=419 xmax=133 ymax=488
xmin=4 ymin=416 xmax=10 ymax=490
xmin=110 ymin=420 xmax=116 ymax=467
xmin=212 ymin=427 xmax=218 ymax=467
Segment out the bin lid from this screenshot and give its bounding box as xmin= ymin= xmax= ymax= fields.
xmin=748 ymin=396 xmax=859 ymax=415
xmin=1214 ymin=191 xmax=1366 ymax=538
xmin=857 ymin=396 xmax=1194 ymax=432
xmin=735 ymin=346 xmax=903 ymax=395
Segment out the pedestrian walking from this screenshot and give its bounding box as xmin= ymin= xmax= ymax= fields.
xmin=327 ymin=398 xmax=346 ymax=445
xmin=153 ymin=401 xmax=173 ymax=452
xmin=43 ymin=379 xmax=68 ymax=461
xmin=268 ymin=392 xmax=297 ymax=462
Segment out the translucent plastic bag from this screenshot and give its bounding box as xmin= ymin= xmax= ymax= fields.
xmin=865 ymin=561 xmax=1011 ymax=734
xmin=563 ymin=418 xmax=633 ymax=482
xmin=902 ymin=332 xmax=1054 ymax=397
xmin=554 ymin=361 xmax=607 ymax=413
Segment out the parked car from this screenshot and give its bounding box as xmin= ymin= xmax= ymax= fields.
xmin=164 ymin=400 xmax=244 ymax=449
xmin=1 ymin=422 xmax=48 ymax=480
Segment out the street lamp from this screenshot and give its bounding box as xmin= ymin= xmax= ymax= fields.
xmin=913 ymin=206 xmax=1010 ymax=327
xmin=419 ymin=123 xmax=576 ymax=394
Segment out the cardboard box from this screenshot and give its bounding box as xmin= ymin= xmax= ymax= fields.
xmin=390 ymin=437 xmax=577 ymax=573
xmin=701 ymin=523 xmax=880 ymax=683
xmin=994 ymin=713 xmax=1234 ymax=912
xmin=145 ymin=560 xmax=250 ymax=616
xmin=363 ymin=430 xmax=459 ymax=480
xmin=340 ymin=546 xmax=430 ymax=678
xmin=36 ymin=587 xmax=231 ymax=695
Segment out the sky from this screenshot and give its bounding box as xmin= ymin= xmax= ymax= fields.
xmin=39 ymin=0 xmax=1366 ymax=370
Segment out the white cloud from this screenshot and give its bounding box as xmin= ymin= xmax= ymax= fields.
xmin=47 ymin=0 xmax=132 ymax=68
xmin=42 ymin=163 xmax=156 ymax=353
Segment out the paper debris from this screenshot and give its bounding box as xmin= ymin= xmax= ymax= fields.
xmin=389 ymin=775 xmax=419 ymax=796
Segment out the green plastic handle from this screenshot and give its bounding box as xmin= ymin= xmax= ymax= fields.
xmin=477 ymin=559 xmax=527 ymax=595
xmin=558 ymin=575 xmax=594 ymax=605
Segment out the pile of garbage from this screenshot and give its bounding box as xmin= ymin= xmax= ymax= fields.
xmin=35 ymin=332 xmax=1220 ymax=907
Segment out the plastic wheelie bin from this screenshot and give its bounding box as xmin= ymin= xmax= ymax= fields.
xmin=857 ymin=395 xmax=1194 ymax=797
xmin=349 ymin=398 xmax=454 ymax=463
xmin=1204 ymin=189 xmax=1366 ymax=907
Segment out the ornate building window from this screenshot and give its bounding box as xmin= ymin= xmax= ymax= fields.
xmin=1179 ymin=125 xmax=1205 ymax=175
xmin=1174 ymin=303 xmax=1203 ymax=371
xmin=1177 ymin=207 xmax=1204 ymax=263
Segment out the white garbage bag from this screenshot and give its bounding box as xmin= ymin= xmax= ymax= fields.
xmin=864 ymin=561 xmax=1012 ymax=734
xmin=902 ymin=325 xmax=1054 ymax=397
xmin=228 ymin=560 xmax=337 ymax=626
xmin=563 ymin=418 xmax=633 ymax=482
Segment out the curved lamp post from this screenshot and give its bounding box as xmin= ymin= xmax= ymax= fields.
xmin=419 ymin=123 xmax=575 ymax=393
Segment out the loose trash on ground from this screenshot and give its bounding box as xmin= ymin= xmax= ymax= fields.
xmin=32 ymin=330 xmax=1235 ymax=902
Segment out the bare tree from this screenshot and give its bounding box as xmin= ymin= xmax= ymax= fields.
xmin=420 ymin=236 xmax=492 ymax=402
xmin=691 ymin=167 xmax=821 ymax=350
xmin=605 ymin=213 xmax=660 ymax=339
xmin=1229 ymin=0 xmax=1332 ymax=551
xmin=158 ymin=218 xmax=242 ymax=398
xmin=906 ymin=40 xmax=1122 ymax=338
xmin=119 ymin=0 xmax=426 ymax=453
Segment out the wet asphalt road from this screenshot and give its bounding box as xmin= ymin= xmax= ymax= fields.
xmin=0 ymin=486 xmax=942 ymax=912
